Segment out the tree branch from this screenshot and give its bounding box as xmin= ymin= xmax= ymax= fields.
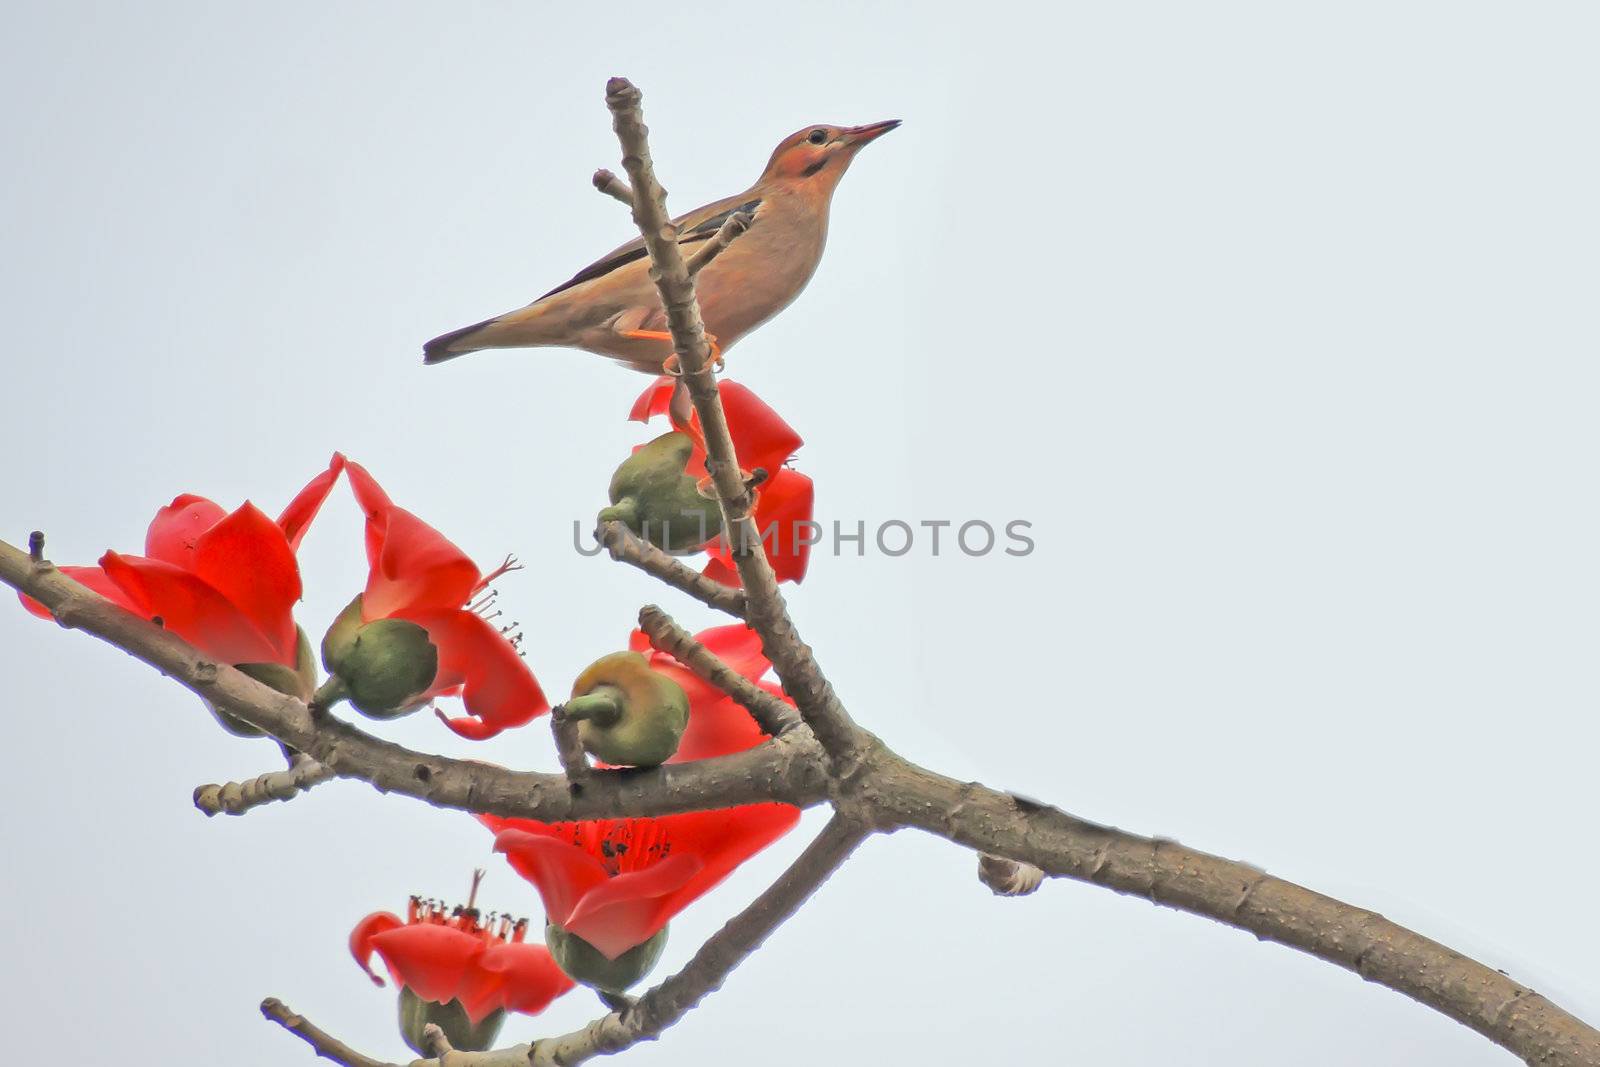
xmin=262 ymin=997 xmax=401 ymax=1067
xmin=530 ymin=814 xmax=869 ymax=1065
xmin=194 ymin=752 xmax=335 ymax=816
xmin=601 ymin=77 xmax=866 ymax=770
xmin=862 ymin=746 xmax=1600 ymax=1067
xmin=636 ymin=604 xmax=801 ymax=737
xmin=0 ymin=537 xmax=828 ymax=824
xmin=685 ymin=210 xmax=754 ymax=277
xmin=262 ymin=997 xmax=530 ymax=1067
xmin=596 ymin=520 xmax=747 ymax=618
xmin=591 ymin=168 xmax=633 ymax=207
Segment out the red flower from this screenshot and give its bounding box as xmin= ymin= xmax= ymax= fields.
xmin=351 ymin=897 xmax=574 ymax=1022
xmin=488 ymin=623 xmax=799 ymax=960
xmin=344 ymin=460 xmax=548 ymax=740
xmin=18 ymin=455 xmax=345 ymax=667
xmin=630 ymin=378 xmax=815 ymax=584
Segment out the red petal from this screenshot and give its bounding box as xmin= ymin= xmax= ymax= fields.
xmin=691 ymin=624 xmax=768 ymax=680
xmin=365 ymin=507 xmax=481 ymax=619
xmin=100 ymin=552 xmax=284 ymax=664
xmin=277 ymin=453 xmax=347 ymax=552
xmin=753 ymin=470 xmax=815 ymax=584
xmin=343 ymin=459 xmax=395 ymax=570
xmin=453 ymin=961 xmax=510 ymax=1024
xmin=492 ymin=828 xmax=611 ymax=928
xmin=672 ymin=693 xmax=770 ymax=763
xmin=190 ymin=502 xmax=301 ymax=663
xmin=368 ymin=924 xmax=485 ymax=1005
xmin=18 ymin=565 xmax=142 ymax=620
xmin=478 ymin=943 xmax=576 ymax=1016
xmin=349 ymin=911 xmax=404 ymax=986
xmin=641 ymin=804 xmax=801 ymax=930
xmin=415 ymin=610 xmax=548 ymax=740
xmin=562 ymin=853 xmax=703 ymax=960
xmin=628 ymin=377 xmax=677 ymax=423
xmin=717 ymin=382 xmax=803 ymax=476
xmin=145 ymin=494 xmax=227 ymax=567
xmin=699 ymin=555 xmax=741 ymax=588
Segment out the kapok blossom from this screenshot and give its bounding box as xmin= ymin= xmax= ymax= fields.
xmin=18 ymin=454 xmax=345 ymax=668
xmin=487 ymin=622 xmax=799 ymax=960
xmin=342 ymin=458 xmax=548 ymax=740
xmin=351 ymin=895 xmax=574 ymax=1022
xmin=629 ymin=377 xmax=815 ymax=584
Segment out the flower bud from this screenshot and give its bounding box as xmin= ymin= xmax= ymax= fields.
xmin=564 ymin=651 xmax=688 ymax=768
xmin=320 ymin=595 xmax=439 ymax=719
xmin=545 ymin=920 xmax=668 ymax=994
xmin=207 ymin=627 xmax=318 ymax=736
xmin=599 ymin=431 xmax=722 ymax=554
xmin=396 ymin=986 xmax=505 ymax=1055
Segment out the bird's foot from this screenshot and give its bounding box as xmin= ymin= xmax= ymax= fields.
xmin=658 ymin=334 xmax=723 ymax=377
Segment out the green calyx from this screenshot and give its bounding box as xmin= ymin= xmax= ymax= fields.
xmin=545 ymin=921 xmax=669 ymax=994
xmin=396 ymin=986 xmax=505 ymax=1055
xmin=600 ymin=431 xmax=722 ymax=554
xmin=564 ymin=651 xmax=689 ymax=768
xmin=208 ymin=627 xmax=319 ymax=736
xmin=319 ymin=594 xmax=439 ymax=719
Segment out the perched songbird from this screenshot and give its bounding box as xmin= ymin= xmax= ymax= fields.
xmin=423 ymin=120 xmax=901 ymax=371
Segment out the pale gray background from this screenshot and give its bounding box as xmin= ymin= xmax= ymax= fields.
xmin=2 ymin=2 xmax=1596 ymax=1064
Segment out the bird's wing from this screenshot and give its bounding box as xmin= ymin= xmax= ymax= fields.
xmin=536 ymin=192 xmax=764 ymax=301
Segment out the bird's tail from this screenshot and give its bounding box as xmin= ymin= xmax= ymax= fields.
xmin=422 ymin=303 xmax=560 ymax=365
xmin=422 ymin=317 xmax=497 ymax=364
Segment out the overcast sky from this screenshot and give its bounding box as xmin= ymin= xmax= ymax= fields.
xmin=2 ymin=2 xmax=1597 ymax=1064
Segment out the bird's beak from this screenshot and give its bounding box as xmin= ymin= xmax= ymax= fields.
xmin=841 ymin=119 xmax=901 ymax=148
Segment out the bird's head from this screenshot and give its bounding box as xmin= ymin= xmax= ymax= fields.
xmin=759 ymin=120 xmax=901 ymax=186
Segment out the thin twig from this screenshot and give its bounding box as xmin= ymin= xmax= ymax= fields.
xmin=551 ymin=706 xmax=591 ymax=792
xmin=637 ymin=604 xmax=801 ymax=737
xmin=262 ymin=997 xmax=399 ymax=1067
xmin=194 ymin=752 xmax=335 ymax=816
xmin=601 ymin=77 xmax=865 ymax=769
xmin=420 ymin=1024 xmax=453 ymax=1059
xmin=685 ymin=211 xmax=754 ymax=276
xmin=262 ymin=997 xmax=530 ymax=1067
xmin=591 ymin=168 xmax=634 ymax=207
xmin=27 ymin=530 xmax=44 ymax=563
xmin=596 ymin=520 xmax=747 ymax=617
xmin=531 ymin=814 xmax=870 ymax=1066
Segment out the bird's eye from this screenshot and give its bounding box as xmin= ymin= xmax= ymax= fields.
xmin=807 ymin=128 xmax=828 ymax=145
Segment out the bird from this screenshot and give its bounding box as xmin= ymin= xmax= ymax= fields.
xmin=422 ymin=120 xmax=900 ymax=372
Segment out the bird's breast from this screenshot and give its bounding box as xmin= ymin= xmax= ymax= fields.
xmin=693 ymin=202 xmax=828 ymax=347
